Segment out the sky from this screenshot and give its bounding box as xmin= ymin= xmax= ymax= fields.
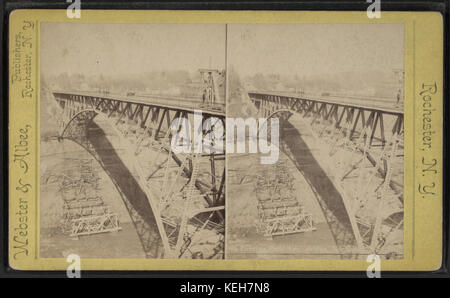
xmin=227 ymin=23 xmax=404 ymax=77
xmin=41 ymin=23 xmax=226 ymax=76
xmin=41 ymin=23 xmax=403 ymax=78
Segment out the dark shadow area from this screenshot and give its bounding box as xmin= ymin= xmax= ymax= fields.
xmin=280 ymin=120 xmax=355 ymax=244
xmin=84 ymin=122 xmax=163 ymax=257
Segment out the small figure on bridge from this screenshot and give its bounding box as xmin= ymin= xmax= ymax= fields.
xmin=396 ymin=89 xmax=402 ymax=106
xmin=207 ymin=86 xmax=214 ymax=104
xmin=202 ymin=89 xmax=207 ymax=104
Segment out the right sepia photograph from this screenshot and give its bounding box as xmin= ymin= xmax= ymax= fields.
xmin=225 ymin=23 xmax=404 ymax=260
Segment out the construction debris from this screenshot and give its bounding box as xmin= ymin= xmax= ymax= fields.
xmin=59 ymin=159 xmax=121 ymax=237
xmin=255 ymin=161 xmax=316 ymax=239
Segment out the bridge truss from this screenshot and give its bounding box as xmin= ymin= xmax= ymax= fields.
xmin=53 ymin=91 xmax=225 ymax=259
xmin=249 ymin=92 xmax=404 ymax=258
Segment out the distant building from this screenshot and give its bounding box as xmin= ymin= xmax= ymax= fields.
xmin=162 ymin=86 xmax=181 ymax=96
xmin=244 ymin=82 xmax=255 ymax=91
xmin=274 ymin=82 xmax=285 ymax=91
xmin=183 ymin=82 xmax=204 ymax=97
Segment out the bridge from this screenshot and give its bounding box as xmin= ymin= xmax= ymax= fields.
xmin=248 ymin=91 xmax=404 ymax=257
xmin=50 ymin=85 xmax=403 ymax=259
xmin=52 ymin=90 xmax=225 ymax=259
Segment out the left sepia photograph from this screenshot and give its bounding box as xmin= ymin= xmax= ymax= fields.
xmin=40 ymin=23 xmax=226 ymax=259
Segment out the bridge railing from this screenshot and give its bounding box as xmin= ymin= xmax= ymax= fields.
xmin=248 ymin=91 xmax=403 ymax=116
xmin=53 ymin=90 xmax=226 ymax=114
